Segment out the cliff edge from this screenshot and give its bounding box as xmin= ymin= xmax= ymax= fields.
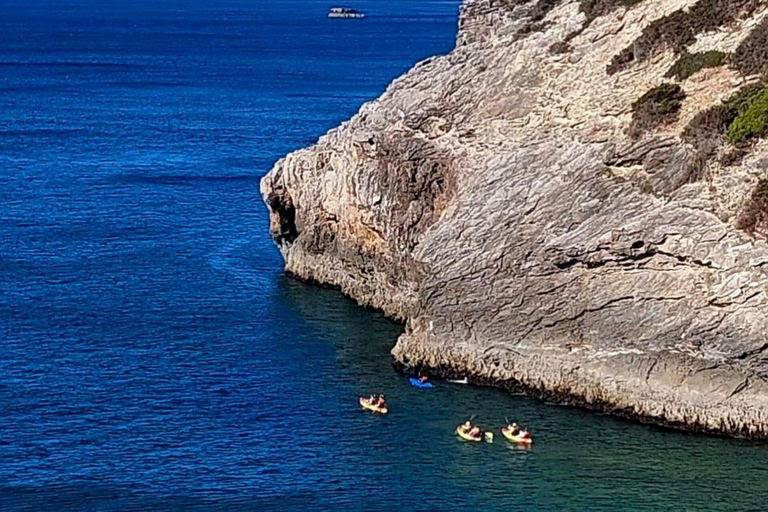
xmin=261 ymin=0 xmax=768 ymax=438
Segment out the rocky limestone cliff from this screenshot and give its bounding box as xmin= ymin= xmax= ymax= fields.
xmin=261 ymin=0 xmax=768 ymax=438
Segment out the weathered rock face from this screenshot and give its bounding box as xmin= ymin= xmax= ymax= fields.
xmin=261 ymin=0 xmax=768 ymax=438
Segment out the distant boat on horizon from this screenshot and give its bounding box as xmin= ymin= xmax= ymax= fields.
xmin=328 ymin=7 xmax=365 ymax=19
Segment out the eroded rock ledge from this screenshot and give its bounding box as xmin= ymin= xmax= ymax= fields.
xmin=262 ymin=0 xmax=768 ymax=438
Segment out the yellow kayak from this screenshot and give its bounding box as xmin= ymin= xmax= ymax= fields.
xmin=359 ymin=397 xmax=388 ymax=414
xmin=456 ymin=426 xmax=482 ymax=442
xmin=501 ymin=426 xmax=533 ymax=444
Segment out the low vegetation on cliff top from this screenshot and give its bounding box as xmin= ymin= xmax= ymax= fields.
xmin=666 ymin=51 xmax=728 ymax=80
xmin=630 ymin=83 xmax=686 ymax=137
xmin=683 ymin=83 xmax=768 ymax=159
xmin=608 ymin=0 xmax=763 ymax=75
xmin=733 ymin=16 xmax=768 ymax=79
xmin=676 ymin=14 xmax=768 ymax=167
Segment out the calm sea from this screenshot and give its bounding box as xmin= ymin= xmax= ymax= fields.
xmin=1 ymin=0 xmax=767 ymax=510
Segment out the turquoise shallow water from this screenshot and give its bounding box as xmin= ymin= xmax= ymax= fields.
xmin=1 ymin=0 xmax=768 ymax=510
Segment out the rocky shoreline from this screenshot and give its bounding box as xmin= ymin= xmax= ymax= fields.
xmin=262 ymin=0 xmax=768 ymax=438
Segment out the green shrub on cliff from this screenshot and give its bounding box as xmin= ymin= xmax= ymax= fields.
xmin=630 ymin=83 xmax=686 ymax=137
xmin=727 ymin=87 xmax=768 ymax=145
xmin=666 ymin=51 xmax=728 ymax=80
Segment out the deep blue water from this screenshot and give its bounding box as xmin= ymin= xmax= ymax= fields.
xmin=2 ymin=1 xmax=768 ymax=510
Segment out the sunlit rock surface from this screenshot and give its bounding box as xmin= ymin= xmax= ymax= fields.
xmin=262 ymin=0 xmax=768 ymax=438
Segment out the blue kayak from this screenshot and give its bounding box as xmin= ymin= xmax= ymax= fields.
xmin=409 ymin=377 xmax=434 ymax=389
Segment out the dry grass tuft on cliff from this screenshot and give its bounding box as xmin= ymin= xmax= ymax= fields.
xmin=738 ymin=178 xmax=768 ymax=236
xmin=513 ymin=0 xmax=563 ymax=41
xmin=494 ymin=0 xmax=532 ymax=9
xmin=733 ymin=16 xmax=768 ymax=79
xmin=630 ymin=83 xmax=686 ymax=136
xmin=608 ymin=0 xmax=763 ymax=75
xmin=666 ymin=51 xmax=728 ymax=80
xmin=579 ymin=0 xmax=644 ymax=21
xmin=528 ymin=0 xmax=562 ymax=23
xmin=682 ymin=105 xmax=738 ymax=160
